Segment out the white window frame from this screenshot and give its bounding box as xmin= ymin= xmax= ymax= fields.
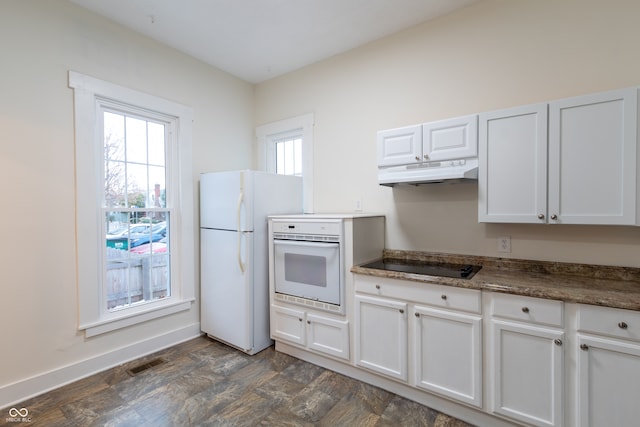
xmin=69 ymin=71 xmax=195 ymax=337
xmin=256 ymin=113 xmax=314 ymax=213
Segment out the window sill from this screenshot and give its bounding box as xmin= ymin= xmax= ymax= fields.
xmin=79 ymin=298 xmax=194 ymax=338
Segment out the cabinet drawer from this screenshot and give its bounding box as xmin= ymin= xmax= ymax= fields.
xmin=578 ymin=304 xmax=640 ymax=343
xmin=491 ymin=293 xmax=563 ymax=328
xmin=354 ymin=274 xmax=481 ymax=314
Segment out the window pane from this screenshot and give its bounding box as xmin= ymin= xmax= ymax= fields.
xmin=148 ymin=122 xmax=165 ymax=167
xmin=126 ymin=116 xmax=148 ymax=164
xmin=105 ymin=211 xmax=170 ymax=310
xmin=104 ymin=112 xmax=125 ymax=161
xmin=276 ymin=142 xmax=285 ymax=175
xmin=105 ymin=160 xmax=126 ymax=207
xmin=149 ymin=166 xmax=166 ymax=208
xmin=127 ymin=163 xmax=148 ymax=208
xmin=284 ymin=140 xmax=294 ymax=175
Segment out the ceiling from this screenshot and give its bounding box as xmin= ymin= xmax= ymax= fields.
xmin=69 ymin=0 xmax=477 ymax=84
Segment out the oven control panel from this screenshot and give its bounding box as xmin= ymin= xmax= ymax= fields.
xmin=271 ymin=219 xmax=342 ymax=236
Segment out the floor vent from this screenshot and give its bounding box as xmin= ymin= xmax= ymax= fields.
xmin=126 ymin=358 xmax=166 ymax=376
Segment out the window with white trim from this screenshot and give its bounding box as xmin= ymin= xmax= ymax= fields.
xmin=69 ymin=71 xmax=195 ymax=337
xmin=256 ymin=113 xmax=314 ymax=212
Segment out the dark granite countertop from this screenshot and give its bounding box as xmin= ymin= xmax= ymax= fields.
xmin=351 ymin=249 xmax=640 ymax=312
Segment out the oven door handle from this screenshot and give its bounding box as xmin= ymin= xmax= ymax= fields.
xmin=273 ymin=239 xmax=339 ymax=249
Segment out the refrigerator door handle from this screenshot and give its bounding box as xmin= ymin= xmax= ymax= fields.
xmin=237 ymin=189 xmax=246 ymax=273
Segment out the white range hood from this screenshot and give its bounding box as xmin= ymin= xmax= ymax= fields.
xmin=376 ymin=114 xmax=479 ymax=186
xmin=378 ymin=158 xmax=479 ymax=186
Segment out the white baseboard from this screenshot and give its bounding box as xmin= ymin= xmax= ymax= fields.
xmin=0 ymin=323 xmax=202 ymax=410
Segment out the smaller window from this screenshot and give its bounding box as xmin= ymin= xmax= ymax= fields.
xmin=275 ymin=134 xmax=303 ymax=176
xmin=256 ymin=114 xmax=314 ymax=212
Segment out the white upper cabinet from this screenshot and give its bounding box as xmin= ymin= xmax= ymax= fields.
xmin=548 ymin=88 xmax=637 ymax=225
xmin=479 ymin=87 xmax=638 ymax=225
xmin=423 ymin=115 xmax=478 ymax=161
xmin=377 ymin=124 xmax=423 ymax=167
xmin=377 ymin=115 xmax=478 ymax=168
xmin=479 ymin=104 xmax=548 ymax=223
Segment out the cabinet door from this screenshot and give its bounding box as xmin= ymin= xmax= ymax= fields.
xmin=491 ymin=320 xmax=564 ymax=427
xmin=548 ymin=88 xmax=637 ymax=225
xmin=271 ymin=305 xmax=305 ymax=346
xmin=377 ymin=125 xmax=422 ymax=167
xmin=423 ymin=114 xmax=478 ymax=161
xmin=479 ymin=103 xmax=548 ymax=223
xmin=577 ymin=334 xmax=640 ymax=427
xmin=414 ymin=306 xmax=482 ymax=407
xmin=355 ymin=295 xmax=408 ymax=381
xmin=306 ymin=313 xmax=349 ymax=360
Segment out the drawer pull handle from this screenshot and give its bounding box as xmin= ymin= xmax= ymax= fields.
xmin=441 ymin=294 xmax=447 ymax=300
xmin=522 ymin=307 xmax=530 ymax=313
xmin=375 ymin=284 xmax=381 ymax=290
xmin=580 ymin=344 xmax=589 ymax=351
xmin=618 ymin=321 xmax=628 ymax=329
xmin=554 ymin=339 xmax=562 ymax=346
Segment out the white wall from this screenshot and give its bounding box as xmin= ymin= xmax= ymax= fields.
xmin=254 ymin=0 xmax=640 ymax=267
xmin=0 ymin=0 xmax=253 ymax=406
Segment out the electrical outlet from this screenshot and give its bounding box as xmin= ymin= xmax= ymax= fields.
xmin=354 ymin=199 xmax=363 ymax=212
xmin=497 ymin=236 xmax=511 ymax=253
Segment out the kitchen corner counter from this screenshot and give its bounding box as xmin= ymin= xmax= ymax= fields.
xmin=351 ymin=249 xmax=640 ymax=311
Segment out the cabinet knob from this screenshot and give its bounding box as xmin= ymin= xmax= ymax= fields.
xmin=522 ymin=307 xmax=530 ymax=313
xmin=307 ymin=320 xmax=311 ymax=324
xmin=375 ymin=284 xmax=381 ymax=290
xmin=618 ymin=321 xmax=628 ymax=329
xmin=399 ymin=308 xmax=405 ymax=314
xmin=441 ymin=294 xmax=447 ymax=300
xmin=415 ymin=156 xmax=421 ymax=161
xmin=554 ymin=339 xmax=563 ymax=346
xmin=415 ymin=312 xmax=420 ymax=317
xmin=538 ymin=214 xmax=545 ymax=220
xmin=424 ymin=154 xmax=430 ymax=160
xmin=580 ymin=344 xmax=589 ymax=351
xmin=551 ymin=214 xmax=558 ymax=220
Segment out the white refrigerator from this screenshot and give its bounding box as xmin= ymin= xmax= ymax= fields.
xmin=200 ymin=170 xmax=302 ymax=354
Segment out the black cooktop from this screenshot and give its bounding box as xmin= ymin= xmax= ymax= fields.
xmin=361 ymin=260 xmax=482 ymax=280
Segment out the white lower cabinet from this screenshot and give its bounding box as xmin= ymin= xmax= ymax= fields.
xmin=414 ymin=305 xmax=482 ymax=408
xmin=271 ymin=304 xmax=350 ymax=360
xmin=354 ymin=275 xmax=482 ymax=407
xmin=354 ymin=294 xmax=408 ymax=381
xmin=346 ymin=274 xmax=640 ymax=427
xmin=489 ymin=293 xmax=564 ymax=427
xmin=576 ymin=304 xmax=640 ymax=427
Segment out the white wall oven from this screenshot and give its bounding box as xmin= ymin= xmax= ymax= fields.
xmin=271 ymin=219 xmax=344 ymax=314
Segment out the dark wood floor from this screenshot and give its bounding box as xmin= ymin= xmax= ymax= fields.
xmin=2 ymin=336 xmax=474 ymax=426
